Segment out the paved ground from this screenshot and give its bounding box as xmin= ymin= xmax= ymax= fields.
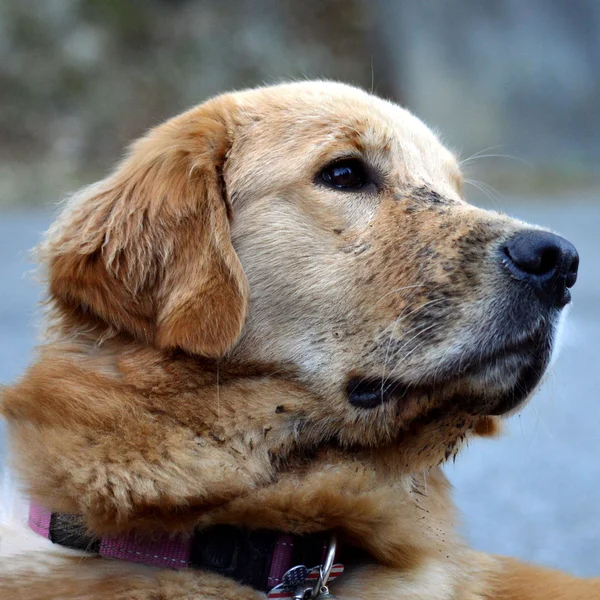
xmin=1 ymin=197 xmax=599 ymax=576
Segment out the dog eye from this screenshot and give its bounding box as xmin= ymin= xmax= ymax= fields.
xmin=318 ymin=159 xmax=371 ymax=191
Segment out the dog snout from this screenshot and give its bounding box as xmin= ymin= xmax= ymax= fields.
xmin=501 ymin=230 xmax=579 ymax=308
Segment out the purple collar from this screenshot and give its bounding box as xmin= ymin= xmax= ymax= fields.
xmin=29 ymin=503 xmax=344 ymax=596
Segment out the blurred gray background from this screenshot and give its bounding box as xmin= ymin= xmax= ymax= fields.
xmin=1 ymin=0 xmax=599 ymax=577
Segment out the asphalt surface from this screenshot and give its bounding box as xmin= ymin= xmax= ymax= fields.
xmin=1 ymin=197 xmax=599 ymax=576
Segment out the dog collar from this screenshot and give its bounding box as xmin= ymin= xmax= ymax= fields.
xmin=29 ymin=503 xmax=344 ymax=597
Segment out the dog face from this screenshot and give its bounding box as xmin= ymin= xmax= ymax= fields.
xmin=226 ymin=83 xmax=577 ymax=442
xmin=44 ymin=82 xmax=578 ymax=456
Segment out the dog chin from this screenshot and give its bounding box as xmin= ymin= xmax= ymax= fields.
xmin=412 ymin=348 xmax=551 ymax=419
xmin=351 ymin=318 xmax=558 ymax=418
xmin=454 ymin=345 xmax=551 ymax=416
xmin=440 ymin=317 xmax=560 ymax=414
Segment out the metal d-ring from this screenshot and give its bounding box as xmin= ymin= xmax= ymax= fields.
xmin=311 ymin=534 xmax=337 ymax=599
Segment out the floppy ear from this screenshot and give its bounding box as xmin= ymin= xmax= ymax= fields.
xmin=43 ymin=97 xmax=248 ymax=357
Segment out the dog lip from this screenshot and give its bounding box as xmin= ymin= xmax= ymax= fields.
xmin=444 ymin=325 xmax=551 ymax=379
xmin=458 ymin=335 xmax=551 ymax=415
xmin=456 ymin=339 xmax=540 ymax=378
xmin=486 ymin=361 xmax=547 ymax=415
xmin=349 ymin=333 xmax=550 ymax=415
xmin=347 ymin=376 xmax=412 ymax=408
xmin=346 ymin=365 xmax=541 ymax=420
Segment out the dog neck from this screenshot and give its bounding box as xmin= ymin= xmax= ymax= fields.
xmin=2 ymin=337 xmax=466 ymax=571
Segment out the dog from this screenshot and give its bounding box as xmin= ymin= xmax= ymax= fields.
xmin=1 ymin=81 xmax=597 ymax=599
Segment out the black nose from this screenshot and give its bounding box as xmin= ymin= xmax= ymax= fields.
xmin=502 ymin=230 xmax=579 ymax=308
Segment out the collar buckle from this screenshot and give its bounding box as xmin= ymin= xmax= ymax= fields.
xmin=269 ymin=534 xmax=343 ymax=600
xmin=307 ymin=533 xmax=338 ymax=600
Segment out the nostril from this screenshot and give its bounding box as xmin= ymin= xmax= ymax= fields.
xmin=503 ymin=236 xmax=560 ymax=277
xmin=566 ymin=256 xmax=579 ymax=288
xmin=569 ymin=256 xmax=579 ymax=275
xmin=536 ymin=246 xmax=560 ymax=276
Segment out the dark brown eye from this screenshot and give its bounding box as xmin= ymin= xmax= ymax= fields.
xmin=319 ymin=159 xmax=371 ymax=191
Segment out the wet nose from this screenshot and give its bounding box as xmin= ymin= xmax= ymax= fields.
xmin=502 ymin=230 xmax=579 ymax=308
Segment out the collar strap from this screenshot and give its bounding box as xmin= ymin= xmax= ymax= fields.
xmin=29 ymin=503 xmax=332 ymax=592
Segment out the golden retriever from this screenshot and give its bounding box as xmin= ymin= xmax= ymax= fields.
xmin=0 ymin=81 xmax=597 ymax=599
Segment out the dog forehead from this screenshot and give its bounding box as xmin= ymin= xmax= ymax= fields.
xmin=230 ymin=81 xmax=462 ymax=192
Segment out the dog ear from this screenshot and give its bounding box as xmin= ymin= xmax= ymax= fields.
xmin=43 ymin=97 xmax=248 ymax=358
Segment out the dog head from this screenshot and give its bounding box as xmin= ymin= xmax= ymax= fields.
xmin=43 ymin=81 xmax=578 ymax=459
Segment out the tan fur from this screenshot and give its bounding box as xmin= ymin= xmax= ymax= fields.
xmin=44 ymin=96 xmax=248 ymax=358
xmin=1 ymin=81 xmax=598 ymax=598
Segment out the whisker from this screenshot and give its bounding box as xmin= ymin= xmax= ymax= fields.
xmin=461 ymin=153 xmax=532 ymax=167
xmin=459 ymin=145 xmax=505 ymax=164
xmin=464 ymin=179 xmax=504 ymax=210
xmin=471 ymin=179 xmax=507 ymax=205
xmin=380 ymin=297 xmax=446 ymax=395
xmin=374 ymin=284 xmax=427 ymax=306
xmin=387 ymin=328 xmax=439 ymax=378
xmin=380 ymin=303 xmax=446 ymax=379
xmin=383 ymin=321 xmax=441 ymax=386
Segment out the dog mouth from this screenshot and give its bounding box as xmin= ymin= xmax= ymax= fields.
xmin=349 ymin=327 xmax=553 ymax=417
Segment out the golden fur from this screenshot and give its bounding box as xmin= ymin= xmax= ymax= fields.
xmin=1 ymin=81 xmax=598 ymax=598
